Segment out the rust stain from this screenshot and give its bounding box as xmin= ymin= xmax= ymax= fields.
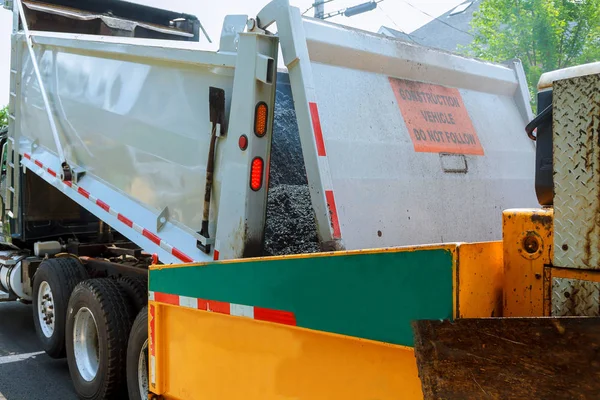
xmin=583 ymin=96 xmax=600 ymax=268
xmin=529 ymin=213 xmax=552 ymax=229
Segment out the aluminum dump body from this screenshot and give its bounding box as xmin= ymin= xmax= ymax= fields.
xmin=6 ymin=0 xmax=538 ymax=264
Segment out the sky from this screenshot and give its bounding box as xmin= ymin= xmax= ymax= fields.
xmin=0 ymin=0 xmax=465 ymax=106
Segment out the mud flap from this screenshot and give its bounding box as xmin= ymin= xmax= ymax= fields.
xmin=412 ymin=318 xmax=600 ymax=399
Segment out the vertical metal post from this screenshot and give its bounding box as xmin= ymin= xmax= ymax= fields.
xmin=15 ymin=0 xmax=72 ymax=180
xmin=314 ymin=0 xmax=325 ymax=18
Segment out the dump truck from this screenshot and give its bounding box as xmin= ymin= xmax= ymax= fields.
xmin=2 ymin=0 xmax=585 ymax=398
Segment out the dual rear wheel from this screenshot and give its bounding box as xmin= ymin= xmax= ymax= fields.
xmin=32 ymin=258 xmax=150 ymax=399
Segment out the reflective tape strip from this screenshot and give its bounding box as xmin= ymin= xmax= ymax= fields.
xmin=22 ymin=153 xmax=195 ymax=264
xmin=179 ymin=296 xmax=197 ymax=309
xmin=307 ymin=104 xmax=342 ymax=240
xmin=149 ymin=304 xmax=156 ymax=386
xmin=213 ymin=240 xmax=220 ymax=261
xmin=149 ymin=291 xmax=297 ymax=326
xmin=317 ymin=156 xmax=333 ymax=191
xmin=154 ymin=292 xmax=179 ymax=306
xmin=230 ymin=304 xmax=254 ymax=318
xmin=325 ymin=190 xmax=341 ymax=239
xmin=309 ymin=102 xmax=326 ymax=156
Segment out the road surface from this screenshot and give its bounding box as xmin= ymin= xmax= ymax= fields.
xmin=0 ymin=301 xmax=78 ymax=400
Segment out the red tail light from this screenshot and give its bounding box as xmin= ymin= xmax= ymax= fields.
xmin=250 ymin=157 xmax=264 ymax=191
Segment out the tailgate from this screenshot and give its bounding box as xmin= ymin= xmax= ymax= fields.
xmin=258 ymin=0 xmax=538 ymax=251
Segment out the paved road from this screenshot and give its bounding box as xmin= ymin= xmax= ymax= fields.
xmin=0 ymin=302 xmax=78 ymax=400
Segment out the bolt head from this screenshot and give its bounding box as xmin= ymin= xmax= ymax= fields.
xmin=523 ymin=235 xmax=540 ymax=254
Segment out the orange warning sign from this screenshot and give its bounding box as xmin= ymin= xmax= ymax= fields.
xmin=389 ymin=78 xmax=484 ymax=156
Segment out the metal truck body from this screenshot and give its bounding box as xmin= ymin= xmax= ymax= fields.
xmin=0 ymin=0 xmax=571 ymax=399
xmin=5 ymin=0 xmax=537 ymax=265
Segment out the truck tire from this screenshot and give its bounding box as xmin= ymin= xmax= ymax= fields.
xmin=32 ymin=257 xmax=88 ymax=358
xmin=126 ymin=307 xmax=149 ymax=400
xmin=117 ymin=276 xmax=147 ymax=313
xmin=66 ymin=278 xmax=135 ymax=400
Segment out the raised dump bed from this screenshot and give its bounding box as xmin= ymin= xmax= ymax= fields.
xmin=6 ymin=0 xmax=538 ymax=265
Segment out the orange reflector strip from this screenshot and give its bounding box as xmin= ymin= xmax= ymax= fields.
xmin=254 ymin=102 xmax=268 ymax=137
xmin=250 ymin=157 xmax=264 ymax=191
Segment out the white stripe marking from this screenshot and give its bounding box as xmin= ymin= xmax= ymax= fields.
xmin=160 ymin=242 xmax=174 ymax=254
xmin=317 ymin=156 xmax=334 ymax=190
xmin=0 ymin=351 xmax=45 ymax=365
xmin=179 ymin=296 xmax=197 ymax=309
xmin=150 ymin=355 xmax=156 ymax=385
xmin=132 ymin=222 xmax=144 ymax=235
xmin=148 ymin=291 xmax=155 ymax=301
xmin=230 ymin=304 xmax=254 ymax=318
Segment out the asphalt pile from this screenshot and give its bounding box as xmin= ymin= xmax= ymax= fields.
xmin=263 ymin=184 xmax=320 ymax=256
xmin=263 ymin=78 xmax=320 ymax=256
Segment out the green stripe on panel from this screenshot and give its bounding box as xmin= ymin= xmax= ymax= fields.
xmin=150 ymin=248 xmax=455 ymax=346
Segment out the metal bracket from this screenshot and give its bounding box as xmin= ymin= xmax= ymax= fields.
xmin=209 ymin=87 xmax=226 ymax=136
xmin=156 ymin=206 xmax=169 ymax=232
xmin=69 ymin=166 xmax=85 ymax=184
xmin=196 ymin=235 xmax=215 ymax=254
xmin=29 ymin=139 xmax=39 ymax=154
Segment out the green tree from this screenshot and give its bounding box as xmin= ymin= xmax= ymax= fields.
xmin=465 ymin=0 xmax=600 ymax=107
xmin=0 ymin=105 xmax=7 ymax=129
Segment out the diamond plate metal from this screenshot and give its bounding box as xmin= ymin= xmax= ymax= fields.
xmin=553 ymin=73 xmax=600 ymax=269
xmin=552 ymin=277 xmax=600 ymax=316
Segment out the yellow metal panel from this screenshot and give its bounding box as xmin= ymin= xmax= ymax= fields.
xmin=550 ymin=267 xmax=600 ymax=282
xmin=502 ymin=208 xmax=553 ymax=317
xmin=457 ymin=242 xmax=503 ymax=318
xmin=149 ymin=303 xmax=164 ymax=394
xmin=151 ymin=303 xmax=424 ymax=400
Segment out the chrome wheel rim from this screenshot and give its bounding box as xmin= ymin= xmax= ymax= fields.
xmin=37 ymin=281 xmax=55 ymax=338
xmin=73 ymin=307 xmax=100 ymax=382
xmin=138 ymin=339 xmax=149 ymax=399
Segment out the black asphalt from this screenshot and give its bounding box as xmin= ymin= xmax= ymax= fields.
xmin=0 ymin=302 xmax=78 ymax=400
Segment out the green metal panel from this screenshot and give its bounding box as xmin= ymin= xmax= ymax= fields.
xmin=150 ymin=248 xmax=455 ymax=346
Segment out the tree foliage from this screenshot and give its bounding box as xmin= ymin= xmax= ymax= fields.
xmin=0 ymin=105 xmax=8 ymax=129
xmin=465 ymin=0 xmax=600 ymax=106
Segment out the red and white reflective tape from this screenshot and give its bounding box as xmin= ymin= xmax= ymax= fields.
xmin=308 ymin=102 xmax=342 ymax=239
xmin=149 ymin=291 xmax=297 ymax=326
xmin=213 ymin=239 xmax=220 ymax=261
xmin=149 ymin=304 xmax=156 ymax=386
xmin=23 ymin=153 xmax=194 ymax=264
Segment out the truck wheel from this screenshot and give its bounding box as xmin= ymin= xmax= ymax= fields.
xmin=117 ymin=276 xmax=147 ymax=313
xmin=66 ymin=278 xmax=135 ymax=400
xmin=127 ymin=307 xmax=149 ymax=400
xmin=32 ymin=257 xmax=88 ymax=358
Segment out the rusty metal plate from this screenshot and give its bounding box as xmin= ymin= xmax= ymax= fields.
xmin=553 ymin=73 xmax=600 ymax=269
xmin=552 ymin=277 xmax=600 ymax=316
